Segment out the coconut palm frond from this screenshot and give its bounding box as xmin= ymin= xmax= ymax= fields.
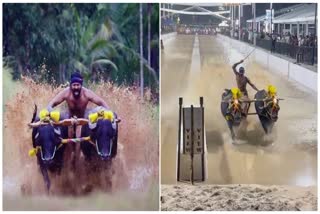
xmin=92 ymin=59 xmax=118 ymax=71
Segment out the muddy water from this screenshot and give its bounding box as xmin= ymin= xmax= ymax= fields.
xmin=3 ymin=78 xmax=159 ymax=210
xmin=161 ymin=35 xmax=317 ymax=186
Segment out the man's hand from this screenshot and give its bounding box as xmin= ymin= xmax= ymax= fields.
xmin=47 ymin=106 xmax=53 ymax=112
xmin=70 ymin=117 xmax=78 ymax=125
xmin=233 ymin=60 xmax=244 ymax=74
xmin=252 ymin=86 xmax=259 ymax=92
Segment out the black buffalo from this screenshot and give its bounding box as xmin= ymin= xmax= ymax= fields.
xmin=254 ymin=90 xmax=280 ymax=134
xmin=80 ymin=112 xmax=118 ymax=162
xmin=221 ymin=89 xmax=244 ymax=140
xmin=30 ymin=105 xmax=68 ymax=191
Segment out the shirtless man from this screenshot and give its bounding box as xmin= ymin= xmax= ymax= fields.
xmin=47 ymin=72 xmax=109 ymax=170
xmin=47 ymin=72 xmax=109 ymax=118
xmin=232 ymin=60 xmax=259 ymax=115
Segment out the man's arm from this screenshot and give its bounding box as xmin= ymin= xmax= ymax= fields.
xmin=232 ymin=59 xmax=244 ymax=74
xmin=87 ymin=89 xmax=109 ymax=109
xmin=247 ymin=78 xmax=259 ymax=91
xmin=47 ymin=89 xmax=67 ymax=111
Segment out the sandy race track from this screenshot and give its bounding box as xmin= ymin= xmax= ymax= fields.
xmin=161 ymin=184 xmax=317 ymax=211
xmin=160 ymin=34 xmax=317 ymax=211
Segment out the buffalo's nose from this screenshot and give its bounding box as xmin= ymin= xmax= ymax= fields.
xmin=43 ymin=159 xmax=53 ymax=165
xmin=100 ymin=155 xmax=111 ymax=161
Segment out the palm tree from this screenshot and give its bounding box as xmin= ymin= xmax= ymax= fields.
xmin=71 ymin=7 xmax=118 ymax=82
xmin=3 ymin=3 xmax=159 ymax=87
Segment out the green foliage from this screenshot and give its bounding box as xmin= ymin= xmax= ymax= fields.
xmin=3 ymin=3 xmax=159 ymax=90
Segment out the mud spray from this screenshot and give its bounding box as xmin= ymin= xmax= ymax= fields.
xmin=3 ymin=76 xmax=159 ymax=210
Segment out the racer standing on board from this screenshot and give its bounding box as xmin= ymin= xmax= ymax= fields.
xmin=232 ymin=59 xmax=259 ymax=116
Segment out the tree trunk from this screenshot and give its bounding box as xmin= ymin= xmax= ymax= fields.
xmin=59 ymin=64 xmax=62 ymax=84
xmin=59 ymin=64 xmax=66 ymax=85
xmin=140 ymin=3 xmax=144 ymax=97
xmin=62 ymin=64 xmax=66 ymax=83
xmin=147 ymin=3 xmax=151 ymax=88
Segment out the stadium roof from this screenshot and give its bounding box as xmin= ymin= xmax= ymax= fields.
xmin=245 ymin=4 xmax=316 ymax=24
xmin=273 ymin=4 xmax=316 ymax=24
xmin=161 ymin=6 xmax=230 ymax=20
xmin=167 ymin=3 xmax=224 ymax=7
xmin=246 ymin=15 xmax=267 ymax=23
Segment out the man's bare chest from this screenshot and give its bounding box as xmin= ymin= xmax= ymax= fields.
xmin=66 ymin=96 xmax=89 ymax=110
xmin=236 ymin=76 xmax=247 ymax=86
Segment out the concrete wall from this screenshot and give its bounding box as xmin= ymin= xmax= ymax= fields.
xmin=268 ymin=54 xmax=290 ymax=76
xmin=161 ymin=32 xmax=177 ymax=41
xmin=289 ymin=63 xmax=317 ymax=91
xmin=218 ymin=34 xmax=317 ymax=92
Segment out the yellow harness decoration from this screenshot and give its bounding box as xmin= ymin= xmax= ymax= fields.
xmin=267 ymin=85 xmax=277 ymax=97
xmin=229 ymin=88 xmax=242 ymax=110
xmin=39 ymin=109 xmax=50 ymax=121
xmin=265 ymin=85 xmax=279 ymax=111
xmin=103 ymin=111 xmax=114 ymax=121
xmin=89 ymin=110 xmax=114 ymax=124
xmin=50 ymin=111 xmax=60 ymax=122
xmin=39 ymin=109 xmax=60 ymax=122
xmin=29 ymin=109 xmax=61 ymax=158
xmin=89 ymin=112 xmax=98 ymax=123
xmin=29 ymin=146 xmax=41 ymax=157
xmin=231 ymin=87 xmax=242 ymax=99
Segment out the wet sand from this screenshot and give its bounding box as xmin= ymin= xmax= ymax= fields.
xmin=161 ymin=184 xmax=317 ymax=211
xmin=160 ymin=34 xmax=317 ymax=210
